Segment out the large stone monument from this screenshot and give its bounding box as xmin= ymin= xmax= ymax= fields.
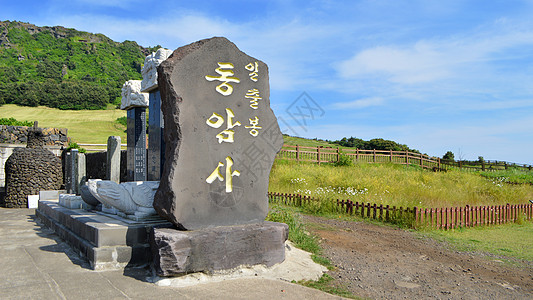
xmin=151 ymin=37 xmax=286 ymax=276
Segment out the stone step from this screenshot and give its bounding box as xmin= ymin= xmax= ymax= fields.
xmin=37 ymin=200 xmax=172 ymax=270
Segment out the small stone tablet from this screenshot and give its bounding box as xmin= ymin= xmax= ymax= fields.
xmin=154 ymin=37 xmax=283 ymax=230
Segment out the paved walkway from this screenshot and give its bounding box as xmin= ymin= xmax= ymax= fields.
xmin=0 ymin=208 xmax=343 ymax=299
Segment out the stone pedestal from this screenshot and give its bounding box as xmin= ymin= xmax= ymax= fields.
xmin=37 ymin=199 xmax=171 ymax=270
xmin=150 ymin=222 xmax=288 ymax=276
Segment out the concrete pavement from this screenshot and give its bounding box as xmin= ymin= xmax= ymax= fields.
xmin=0 ymin=208 xmax=344 ymax=299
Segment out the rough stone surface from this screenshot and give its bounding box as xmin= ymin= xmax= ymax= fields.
xmin=141 ymin=48 xmax=173 ymax=92
xmin=120 ymin=80 xmax=149 ymax=110
xmin=3 ymin=129 xmax=62 ymax=208
xmin=150 ymin=221 xmax=288 ymax=276
xmin=154 ymin=37 xmax=283 ymax=230
xmin=0 ymin=125 xmax=68 ymax=146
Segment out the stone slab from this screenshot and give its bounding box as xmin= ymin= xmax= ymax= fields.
xmin=37 ymin=200 xmax=172 ymax=270
xmin=39 ymin=190 xmax=66 ymax=201
xmin=147 ymin=90 xmax=165 ymax=181
xmin=126 ymin=107 xmax=147 ymax=181
xmin=150 ymin=221 xmax=288 ymax=276
xmin=106 ymin=136 xmax=121 ymax=183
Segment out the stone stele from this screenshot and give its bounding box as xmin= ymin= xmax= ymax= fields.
xmin=141 ymin=48 xmax=174 ymax=92
xmin=120 ymin=80 xmax=149 ymax=110
xmin=154 ymin=37 xmax=284 ymax=230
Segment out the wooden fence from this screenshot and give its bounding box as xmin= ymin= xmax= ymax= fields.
xmin=276 ymin=145 xmax=533 ymax=172
xmin=79 ymin=142 xmax=533 ymax=172
xmin=268 ymin=192 xmax=533 ymax=229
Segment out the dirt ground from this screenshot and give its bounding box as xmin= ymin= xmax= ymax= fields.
xmin=303 ymin=215 xmax=533 ymax=300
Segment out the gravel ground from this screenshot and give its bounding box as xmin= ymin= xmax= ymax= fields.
xmin=303 ymin=215 xmax=533 ymax=300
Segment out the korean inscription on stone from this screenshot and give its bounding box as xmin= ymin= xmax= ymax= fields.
xmin=153 ymin=37 xmax=283 ymax=230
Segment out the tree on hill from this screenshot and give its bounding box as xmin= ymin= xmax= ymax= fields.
xmin=443 ymin=151 xmax=455 ymax=161
xmin=331 ymin=136 xmax=420 ymax=153
xmin=0 ymin=20 xmax=157 ymax=110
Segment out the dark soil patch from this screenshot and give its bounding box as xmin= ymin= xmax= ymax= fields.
xmin=304 ymin=215 xmax=533 ymax=299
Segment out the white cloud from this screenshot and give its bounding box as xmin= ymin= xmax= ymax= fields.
xmin=333 ymin=97 xmax=384 ymax=109
xmin=337 ymin=24 xmax=533 ymax=85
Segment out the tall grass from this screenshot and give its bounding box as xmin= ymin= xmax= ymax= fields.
xmin=269 ymin=160 xmax=533 ymax=210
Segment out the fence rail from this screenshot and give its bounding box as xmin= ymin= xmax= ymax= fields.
xmin=276 ymin=145 xmax=533 ymax=172
xmin=268 ymin=192 xmax=533 ymax=229
xmin=77 ymin=143 xmax=127 ymax=152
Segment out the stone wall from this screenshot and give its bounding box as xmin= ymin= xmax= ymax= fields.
xmin=1 ymin=144 xmax=62 ymax=188
xmin=0 ymin=125 xmax=69 ymax=147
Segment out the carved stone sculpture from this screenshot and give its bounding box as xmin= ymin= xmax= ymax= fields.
xmin=141 ymin=48 xmax=173 ymax=92
xmin=120 ymin=80 xmax=149 ymax=110
xmin=87 ymin=179 xmax=159 ymax=218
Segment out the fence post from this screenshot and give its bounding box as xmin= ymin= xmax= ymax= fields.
xmin=390 ymin=149 xmax=393 ymax=162
xmin=420 ymin=153 xmax=423 ymax=168
xmin=482 ymin=160 xmax=485 ymax=171
xmin=405 ymin=150 xmax=409 ymax=166
xmin=356 ymin=148 xmax=359 ymax=162
xmin=504 ymin=162 xmax=508 ymax=170
xmin=465 ymin=205 xmax=470 ymax=227
xmin=438 ymin=158 xmax=441 ymax=170
xmin=317 ymin=146 xmax=321 ymax=165
xmin=336 ymin=147 xmax=340 ymax=162
xmin=296 ymin=145 xmax=300 ymax=162
xmin=373 ymin=149 xmax=376 ymax=163
xmin=414 ymin=206 xmax=419 ymax=228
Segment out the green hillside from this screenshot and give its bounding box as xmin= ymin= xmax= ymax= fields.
xmin=0 ymin=21 xmax=159 ymax=110
xmin=0 ymin=104 xmax=126 ymax=144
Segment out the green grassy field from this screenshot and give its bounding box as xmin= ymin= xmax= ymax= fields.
xmin=0 ymin=104 xmax=127 ymax=144
xmin=423 ymin=221 xmax=533 ymax=262
xmin=269 ymin=159 xmax=533 ymax=209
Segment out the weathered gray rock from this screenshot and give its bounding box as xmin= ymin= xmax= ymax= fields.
xmin=154 ymin=37 xmax=283 ymax=230
xmin=106 ymin=136 xmax=121 ymax=183
xmin=150 ymin=221 xmax=288 ymax=276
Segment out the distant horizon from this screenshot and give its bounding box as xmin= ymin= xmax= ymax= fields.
xmin=1 ymin=1 xmax=532 ymax=164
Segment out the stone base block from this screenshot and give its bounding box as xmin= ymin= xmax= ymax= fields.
xmin=59 ymin=194 xmax=91 ymax=209
xmin=150 ymin=222 xmax=289 ymax=276
xmin=37 ymin=200 xmax=172 ymax=270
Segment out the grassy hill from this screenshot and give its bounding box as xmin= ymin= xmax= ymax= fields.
xmin=0 ymin=104 xmax=126 ymax=143
xmin=0 ymin=21 xmax=158 ymax=109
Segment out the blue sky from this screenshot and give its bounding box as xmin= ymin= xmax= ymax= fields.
xmin=2 ymin=0 xmax=533 ymax=164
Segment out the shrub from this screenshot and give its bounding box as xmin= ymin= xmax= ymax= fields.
xmin=335 ymin=152 xmax=354 ymax=167
xmin=66 ymin=141 xmax=87 ymax=153
xmin=0 ymin=117 xmax=33 ymax=126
